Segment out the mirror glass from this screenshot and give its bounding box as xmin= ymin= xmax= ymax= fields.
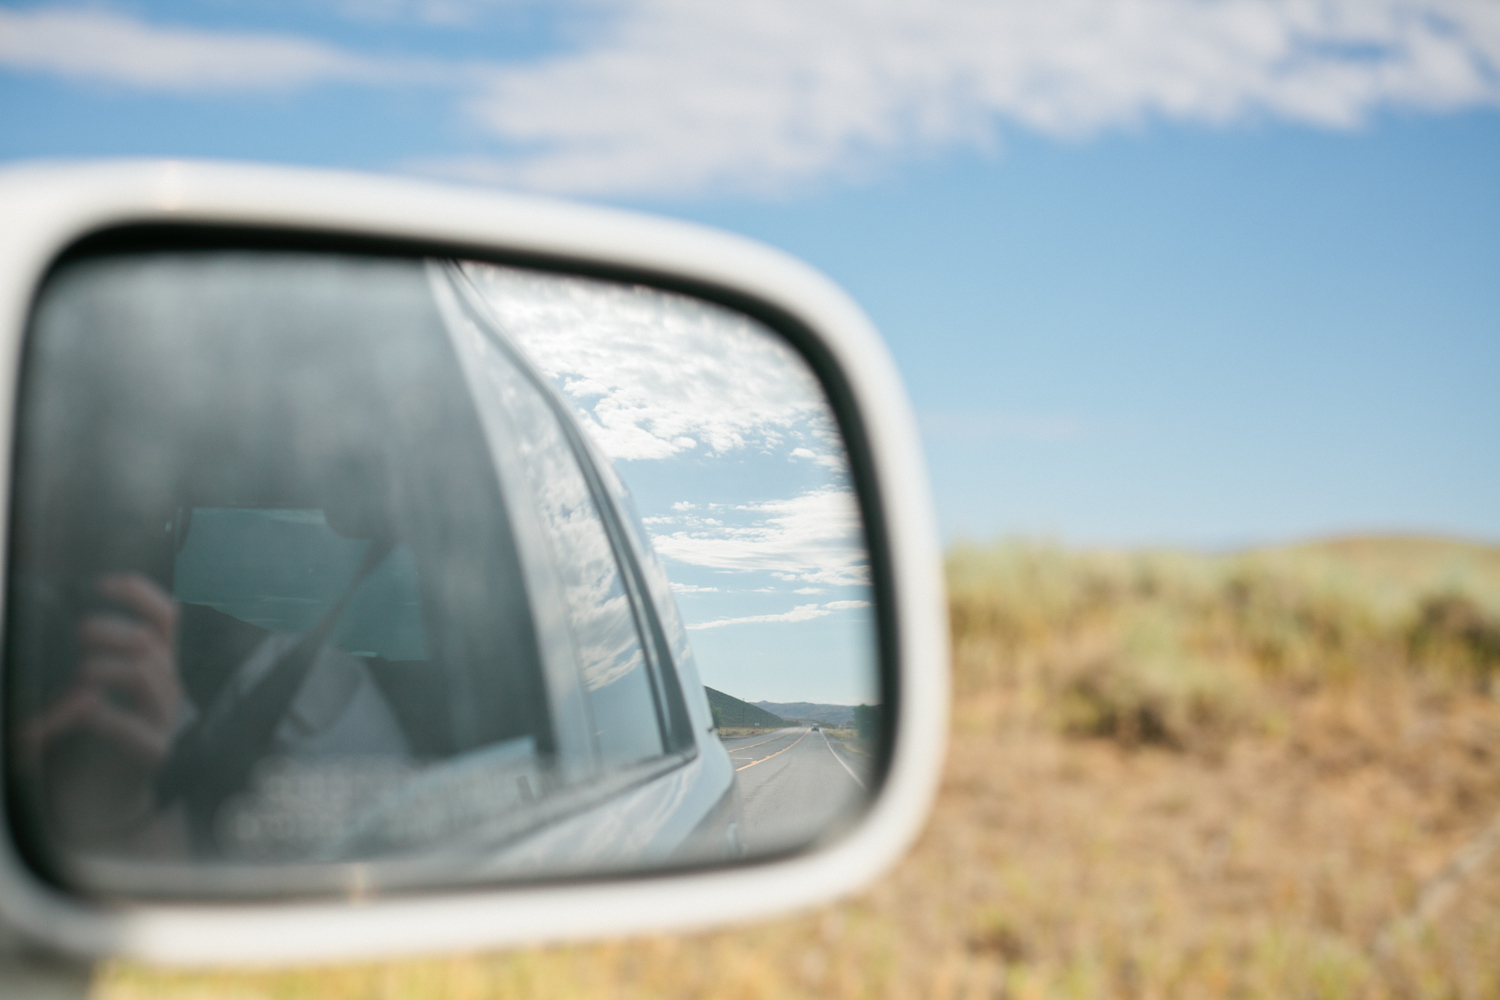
xmin=3 ymin=246 xmax=881 ymax=899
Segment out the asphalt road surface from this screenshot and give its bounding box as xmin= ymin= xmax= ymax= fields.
xmin=720 ymin=726 xmax=872 ymax=855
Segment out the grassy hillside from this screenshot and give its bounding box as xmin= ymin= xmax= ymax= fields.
xmin=705 ymin=686 xmax=787 ymax=729
xmin=100 ymin=536 xmax=1500 ymax=1000
xmin=1263 ymin=535 xmax=1500 ymax=595
xmin=947 ymin=535 xmax=1500 ymax=753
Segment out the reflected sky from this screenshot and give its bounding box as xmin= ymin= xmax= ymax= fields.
xmin=464 ymin=263 xmax=876 ymax=707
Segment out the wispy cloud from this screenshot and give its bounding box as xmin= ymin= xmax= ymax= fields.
xmin=6 ymin=2 xmax=1495 ymax=194
xmin=669 ymin=582 xmax=720 ymax=594
xmin=334 ymin=0 xmax=537 ymax=27
xmin=464 ymin=263 xmax=842 ymax=463
xmin=0 ymin=7 xmax=405 ymax=91
xmin=685 ymin=598 xmax=869 ymax=630
xmin=651 ymin=486 xmax=868 ymax=587
xmin=686 ymin=603 xmax=829 ymax=630
xmin=791 ymin=446 xmax=848 ymax=471
xmin=434 ymin=0 xmax=1500 ymax=195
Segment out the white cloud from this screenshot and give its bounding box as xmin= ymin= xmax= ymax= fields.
xmin=685 ymin=598 xmax=868 ymax=629
xmin=334 ymin=0 xmax=519 ymax=26
xmin=651 ymin=486 xmax=868 ymax=586
xmin=686 ymin=603 xmax=830 ymax=630
xmin=789 ymin=446 xmax=849 ymax=472
xmin=669 ymin=582 xmax=719 ymax=593
xmin=12 ymin=2 xmax=1494 ymax=195
xmin=435 ymin=0 xmax=1500 ymax=195
xmin=794 ymin=587 xmax=824 ymax=594
xmin=814 ymin=452 xmax=847 ymax=471
xmin=336 ymin=0 xmax=615 ymax=28
xmin=463 ymin=263 xmax=837 ymax=462
xmin=0 ymin=7 xmax=401 ymax=90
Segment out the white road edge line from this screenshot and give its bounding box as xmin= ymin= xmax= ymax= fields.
xmin=820 ymin=731 xmax=867 ymax=790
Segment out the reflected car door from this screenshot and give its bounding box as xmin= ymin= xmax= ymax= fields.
xmin=430 ymin=264 xmax=738 ymax=872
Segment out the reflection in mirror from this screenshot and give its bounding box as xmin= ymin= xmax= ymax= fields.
xmin=3 ymin=247 xmax=879 ymax=901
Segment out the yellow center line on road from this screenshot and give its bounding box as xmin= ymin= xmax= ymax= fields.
xmin=734 ymin=729 xmax=809 ymax=771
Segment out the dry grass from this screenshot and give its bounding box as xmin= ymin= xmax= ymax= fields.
xmin=821 ymin=729 xmax=875 ymax=763
xmin=716 ymin=726 xmax=794 ymax=739
xmin=96 ymin=536 xmax=1500 ymax=1000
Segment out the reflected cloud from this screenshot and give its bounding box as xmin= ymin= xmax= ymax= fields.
xmin=452 ymin=261 xmax=874 ymax=706
xmin=651 ymin=486 xmax=867 ymax=587
xmin=462 ymin=263 xmax=842 ymax=465
xmin=686 ymin=600 xmax=872 ymax=630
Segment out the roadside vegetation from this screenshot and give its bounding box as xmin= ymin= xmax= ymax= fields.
xmin=819 ymin=726 xmax=875 ymax=765
xmin=99 ymin=536 xmax=1500 ymax=999
xmin=715 ymin=725 xmax=793 ymax=739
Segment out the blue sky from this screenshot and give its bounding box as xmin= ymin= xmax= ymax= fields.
xmin=2 ymin=2 xmax=1497 ymax=701
xmin=668 ymin=117 xmax=1500 ymax=548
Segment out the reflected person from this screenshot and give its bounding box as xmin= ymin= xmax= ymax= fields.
xmin=20 ymin=566 xmax=410 ymax=861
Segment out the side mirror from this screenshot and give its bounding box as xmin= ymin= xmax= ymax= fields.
xmin=0 ymin=161 xmax=947 ymax=965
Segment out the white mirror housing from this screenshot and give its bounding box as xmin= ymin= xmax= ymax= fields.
xmin=0 ymin=160 xmax=948 ymax=966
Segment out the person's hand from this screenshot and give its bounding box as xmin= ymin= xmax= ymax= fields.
xmin=22 ymin=573 xmax=184 ymax=765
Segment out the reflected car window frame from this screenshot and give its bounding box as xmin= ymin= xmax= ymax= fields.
xmin=441 ymin=264 xmax=699 ymax=761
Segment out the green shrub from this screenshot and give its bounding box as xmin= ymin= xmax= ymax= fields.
xmin=1407 ymin=591 xmax=1500 ymax=691
xmin=1053 ymin=609 xmax=1259 ymax=751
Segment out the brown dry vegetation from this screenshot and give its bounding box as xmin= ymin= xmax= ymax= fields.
xmin=716 ymin=726 xmax=795 ymax=739
xmin=97 ymin=536 xmax=1500 ymax=1000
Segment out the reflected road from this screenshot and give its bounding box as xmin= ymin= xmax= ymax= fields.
xmin=721 ymin=726 xmax=871 ymax=854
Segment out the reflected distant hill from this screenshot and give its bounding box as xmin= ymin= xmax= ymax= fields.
xmin=705 ymin=687 xmax=786 ymax=728
xmin=754 ymin=701 xmax=855 ymax=727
